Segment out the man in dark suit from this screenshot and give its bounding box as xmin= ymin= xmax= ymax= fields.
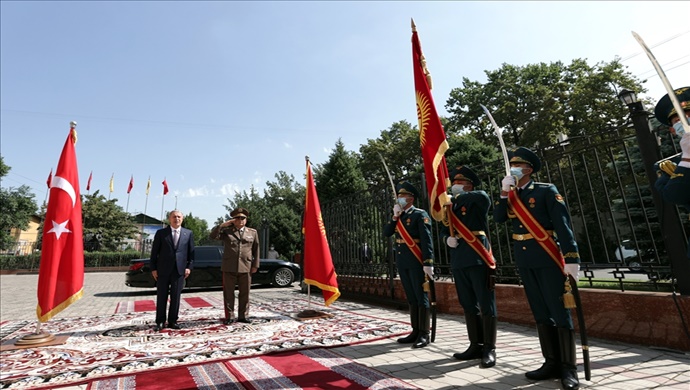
xmin=150 ymin=210 xmax=195 ymax=332
xmin=383 ymin=181 xmax=434 ymax=349
xmin=210 ymin=207 xmax=260 ymax=324
xmin=494 ymin=147 xmax=581 ymax=390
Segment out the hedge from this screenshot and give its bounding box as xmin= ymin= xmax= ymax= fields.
xmin=0 ymin=251 xmax=144 ymax=271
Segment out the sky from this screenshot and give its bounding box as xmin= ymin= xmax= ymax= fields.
xmin=1 ymin=1 xmax=689 ymax=226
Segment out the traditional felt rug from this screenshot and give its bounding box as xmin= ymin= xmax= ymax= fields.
xmin=82 ymin=348 xmax=418 ymax=390
xmin=113 ymin=296 xmax=225 ymax=313
xmin=0 ymin=298 xmax=408 ymax=389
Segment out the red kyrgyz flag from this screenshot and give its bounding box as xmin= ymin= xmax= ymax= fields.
xmin=46 ymin=169 xmax=53 ymax=189
xmin=127 ymin=176 xmax=134 ymax=194
xmin=412 ymin=20 xmax=450 ymax=221
xmin=86 ymin=171 xmax=92 ymax=191
xmin=302 ymin=160 xmax=340 ymax=306
xmin=162 ymin=179 xmax=169 ymax=195
xmin=37 ymin=126 xmax=84 ymax=322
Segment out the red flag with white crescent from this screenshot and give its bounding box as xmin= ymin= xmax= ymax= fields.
xmin=37 ymin=127 xmax=84 ymax=322
xmin=302 ymin=160 xmax=340 ymax=306
xmin=127 ymin=176 xmax=134 ymax=194
xmin=412 ymin=22 xmax=450 ymax=221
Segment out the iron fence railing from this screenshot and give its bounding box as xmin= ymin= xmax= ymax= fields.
xmin=320 ymin=124 xmax=688 ymax=298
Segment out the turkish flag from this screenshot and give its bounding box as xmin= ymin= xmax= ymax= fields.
xmin=162 ymin=179 xmax=169 ymax=195
xmin=127 ymin=176 xmax=134 ymax=194
xmin=86 ymin=171 xmax=92 ymax=191
xmin=37 ymin=127 xmax=84 ymax=322
xmin=46 ymin=169 xmax=53 ymax=189
xmin=412 ymin=21 xmax=450 ymax=221
xmin=302 ymin=160 xmax=340 ymax=306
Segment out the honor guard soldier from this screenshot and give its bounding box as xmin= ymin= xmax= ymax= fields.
xmin=442 ymin=166 xmax=498 ymax=368
xmin=654 ymin=86 xmax=690 ymax=259
xmin=383 ymin=181 xmax=434 ymax=349
xmin=493 ymin=147 xmax=581 ymax=390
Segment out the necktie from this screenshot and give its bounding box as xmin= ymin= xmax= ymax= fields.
xmin=173 ymin=229 xmax=179 ymax=247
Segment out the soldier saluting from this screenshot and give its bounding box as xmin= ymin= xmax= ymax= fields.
xmin=493 ymin=147 xmax=581 ymax=390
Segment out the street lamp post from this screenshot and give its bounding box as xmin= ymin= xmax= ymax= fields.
xmin=618 ymin=89 xmax=690 ymax=295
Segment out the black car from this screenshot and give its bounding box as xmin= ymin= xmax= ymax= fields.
xmin=125 ymin=246 xmax=301 ymax=288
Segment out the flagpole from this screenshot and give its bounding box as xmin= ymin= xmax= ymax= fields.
xmin=142 ymin=176 xmax=150 ymax=257
xmin=304 ymin=156 xmax=313 ymax=312
xmin=160 ymin=177 xmax=166 ymax=224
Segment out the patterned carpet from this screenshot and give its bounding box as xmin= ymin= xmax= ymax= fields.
xmin=85 ymin=348 xmax=418 ymax=390
xmin=0 ymin=297 xmax=408 ymax=389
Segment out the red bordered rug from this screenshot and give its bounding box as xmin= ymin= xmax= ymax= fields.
xmin=83 ymin=348 xmax=418 ymax=390
xmin=0 ymin=297 xmax=408 ymax=389
xmin=113 ymin=296 xmax=224 ymax=313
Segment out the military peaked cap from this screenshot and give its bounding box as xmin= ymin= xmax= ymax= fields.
xmin=654 ymin=86 xmax=690 ymax=126
xmin=396 ymin=181 xmax=419 ymax=198
xmin=509 ymin=147 xmax=542 ymax=173
xmin=449 ymin=165 xmax=481 ymax=187
xmin=230 ymin=207 xmax=250 ymax=218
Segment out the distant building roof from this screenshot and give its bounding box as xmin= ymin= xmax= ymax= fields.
xmin=132 ymin=213 xmax=163 ymax=225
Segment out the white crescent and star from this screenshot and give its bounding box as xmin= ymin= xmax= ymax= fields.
xmin=47 ymin=175 xmax=77 ymax=240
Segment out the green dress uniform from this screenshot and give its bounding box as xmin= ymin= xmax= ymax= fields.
xmin=493 ymin=147 xmax=580 ymax=390
xmin=383 ymin=181 xmax=433 ymax=349
xmin=441 ymin=166 xmax=497 ymax=367
xmin=654 ymin=87 xmax=690 ymax=259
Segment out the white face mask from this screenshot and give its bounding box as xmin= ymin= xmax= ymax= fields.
xmin=673 ymin=121 xmax=687 ymax=137
xmin=396 ymin=197 xmax=408 ymax=207
xmin=451 ymin=184 xmax=466 ymax=196
xmin=510 ymin=167 xmax=525 ymax=180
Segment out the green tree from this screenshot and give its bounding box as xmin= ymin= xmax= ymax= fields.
xmin=359 ymin=120 xmax=422 ymax=186
xmin=444 ymin=59 xmax=646 ymax=149
xmin=81 ymin=190 xmax=139 ymax=251
xmin=0 ymin=157 xmax=38 ymax=251
xmin=181 ymin=213 xmax=210 ymax=245
xmin=313 ymin=139 xmax=367 ymax=203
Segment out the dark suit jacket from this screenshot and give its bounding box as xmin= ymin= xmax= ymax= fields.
xmin=150 ymin=226 xmax=195 ymax=276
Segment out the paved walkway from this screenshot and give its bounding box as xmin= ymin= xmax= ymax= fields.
xmin=1 ymin=272 xmax=689 ymax=389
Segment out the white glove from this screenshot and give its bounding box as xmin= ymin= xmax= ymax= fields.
xmin=423 ymin=266 xmax=434 ymax=278
xmin=564 ymin=263 xmax=580 ymax=282
xmin=393 ymin=204 xmax=403 ymax=218
xmin=501 ymin=175 xmax=516 ymax=192
xmin=680 ymin=133 xmax=690 ymax=157
xmin=446 ymin=236 xmax=459 ymax=248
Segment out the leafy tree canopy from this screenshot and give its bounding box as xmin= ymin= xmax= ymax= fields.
xmin=181 ymin=212 xmax=210 ymax=245
xmin=444 ymin=58 xmax=646 ymax=149
xmin=358 ymin=120 xmax=423 ymax=186
xmin=313 ymin=139 xmax=368 ymax=203
xmin=81 ymin=190 xmax=139 ymax=251
xmin=0 ymin=157 xmax=38 ymax=251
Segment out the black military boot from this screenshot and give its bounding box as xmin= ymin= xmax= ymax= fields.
xmin=412 ymin=306 xmax=430 ymax=348
xmin=481 ymin=316 xmax=497 ymax=368
xmin=525 ymin=324 xmax=560 ymax=380
xmin=558 ymin=327 xmax=580 ymax=390
xmin=397 ymin=306 xmax=419 ymax=344
xmin=453 ymin=313 xmax=483 ymax=360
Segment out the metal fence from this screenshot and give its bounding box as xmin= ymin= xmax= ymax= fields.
xmin=320 ymin=123 xmax=689 ymax=297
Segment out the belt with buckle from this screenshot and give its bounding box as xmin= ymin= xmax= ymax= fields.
xmin=512 ymin=230 xmax=554 ymax=241
xmin=396 ymin=239 xmax=420 ymax=243
xmin=454 ymin=230 xmax=486 ymax=238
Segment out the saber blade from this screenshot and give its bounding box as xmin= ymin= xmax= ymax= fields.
xmin=481 ymin=104 xmax=511 ymax=177
xmin=632 ymin=31 xmax=690 ymax=134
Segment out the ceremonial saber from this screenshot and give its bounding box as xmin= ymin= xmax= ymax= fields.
xmin=378 ymin=153 xmax=398 ymax=203
xmin=480 ymin=104 xmax=511 ymax=177
xmin=632 ymin=31 xmax=690 ymax=134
